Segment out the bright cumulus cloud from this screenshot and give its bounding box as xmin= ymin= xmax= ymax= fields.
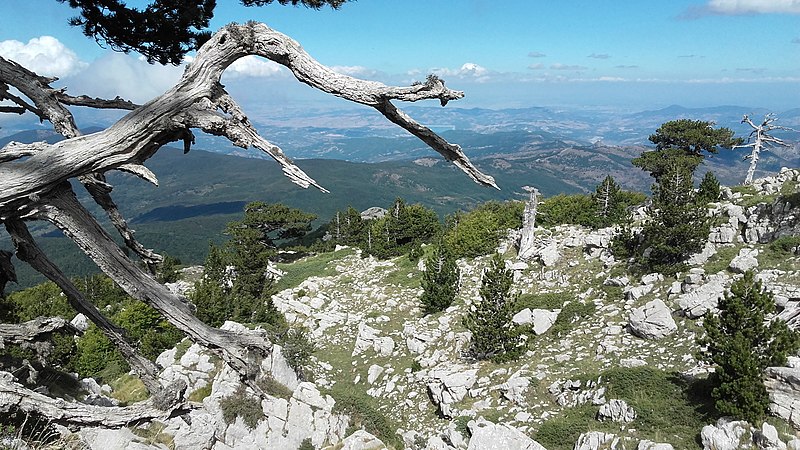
xmin=431 ymin=63 xmax=491 ymax=82
xmin=707 ymin=0 xmax=800 ymax=14
xmin=224 ymin=55 xmax=284 ymax=79
xmin=0 ymin=36 xmax=87 ymax=77
xmin=67 ymin=53 xmax=183 ymax=103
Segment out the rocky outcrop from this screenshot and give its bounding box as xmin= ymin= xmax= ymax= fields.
xmin=729 ymin=247 xmax=759 ymax=273
xmin=597 ymin=399 xmax=636 ymax=423
xmin=674 ymin=273 xmax=729 ymax=319
xmin=512 ymin=308 xmax=559 ymax=335
xmin=574 ymin=431 xmax=626 ymax=450
xmin=427 ymin=367 xmax=478 ymax=418
xmin=765 ymin=365 xmax=800 ymax=429
xmin=466 ymin=418 xmax=546 ymax=450
xmin=628 ymin=299 xmax=677 ymax=340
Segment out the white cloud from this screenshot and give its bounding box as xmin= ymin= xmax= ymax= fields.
xmin=587 ymin=53 xmax=611 ymax=59
xmin=528 ymin=63 xmax=545 ymax=70
xmin=528 ymin=51 xmax=547 ymax=58
xmin=0 ymin=36 xmax=87 ymax=77
xmin=225 ymin=55 xmax=285 ymax=79
xmin=687 ymin=0 xmax=800 ymax=16
xmin=431 ymin=63 xmax=491 ymax=82
xmin=550 ymin=63 xmax=588 ymax=71
xmin=66 ymin=52 xmax=183 ymax=103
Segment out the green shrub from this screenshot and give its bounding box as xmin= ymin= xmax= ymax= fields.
xmin=420 ymin=242 xmax=460 ymax=315
xmin=219 ymin=386 xmax=264 ymax=429
xmin=298 ymin=438 xmax=314 ymax=450
xmin=769 ymin=235 xmax=800 ymax=255
xmin=701 ymin=271 xmax=800 ymax=424
xmin=463 ymin=254 xmax=525 ymax=363
xmin=328 ymin=383 xmax=403 ymax=449
xmin=550 ymin=301 xmax=596 ymax=336
xmin=257 ymin=376 xmax=293 ymax=400
xmin=697 ymin=171 xmax=722 ymax=204
xmin=444 ymin=201 xmax=523 ymax=258
xmin=272 ymin=325 xmax=315 ymax=381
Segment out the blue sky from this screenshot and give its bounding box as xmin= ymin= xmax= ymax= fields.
xmin=1 ymin=0 xmax=799 ymax=112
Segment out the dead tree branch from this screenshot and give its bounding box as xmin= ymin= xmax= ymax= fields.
xmin=4 ymin=219 xmax=171 ymax=404
xmin=0 ymin=373 xmax=191 ymax=427
xmin=734 ymin=114 xmax=797 ymax=185
xmin=0 ymin=317 xmax=75 ymax=349
xmin=0 ymin=21 xmax=498 ymax=421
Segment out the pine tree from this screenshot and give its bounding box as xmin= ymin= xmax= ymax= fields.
xmin=637 ymin=165 xmax=709 ymax=275
xmin=701 ymin=271 xmax=800 ymax=424
xmin=696 ymin=171 xmax=722 ymax=204
xmin=420 ymin=242 xmax=460 ymax=315
xmin=462 ymin=254 xmax=524 ymax=362
xmin=591 ymin=175 xmax=624 ymax=228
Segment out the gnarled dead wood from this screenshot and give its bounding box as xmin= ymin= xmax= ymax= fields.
xmin=4 ymin=219 xmax=170 ymax=404
xmin=0 ymin=372 xmax=190 ymax=427
xmin=734 ymin=114 xmax=797 ymax=185
xmin=0 ymin=21 xmax=498 ymax=422
xmin=0 ymin=317 xmax=75 ymax=349
xmin=31 ymin=185 xmax=270 ymax=389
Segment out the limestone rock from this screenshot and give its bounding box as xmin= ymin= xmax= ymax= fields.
xmin=512 ymin=308 xmax=559 ymax=335
xmin=700 ymin=419 xmax=752 ymax=450
xmin=628 ymin=299 xmax=677 ymax=340
xmin=353 ymin=322 xmax=394 ymax=357
xmin=466 ymin=418 xmax=546 ymax=450
xmin=637 ymin=440 xmax=674 ymax=450
xmin=729 ymin=248 xmax=759 ymax=273
xmin=574 ymin=431 xmax=623 ymax=450
xmin=675 ymin=274 xmax=727 ymax=318
xmin=340 ymin=430 xmax=386 ymax=450
xmin=427 ymin=367 xmax=478 ymax=418
xmin=597 ymin=399 xmax=636 ymax=423
xmin=70 ymin=313 xmax=89 ymax=332
xmin=499 ymin=376 xmax=530 ymax=405
xmin=765 ymin=366 xmax=800 ymax=429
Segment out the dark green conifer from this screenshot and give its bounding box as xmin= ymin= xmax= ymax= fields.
xmin=701 ymin=271 xmax=800 ymax=424
xmin=420 ymin=242 xmax=460 ymax=315
xmin=462 ymin=254 xmax=524 ymax=362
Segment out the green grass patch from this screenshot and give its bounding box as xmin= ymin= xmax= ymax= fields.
xmin=173 ymin=338 xmax=192 ymax=362
xmin=703 ymin=244 xmax=740 ymax=274
xmin=535 ymin=367 xmax=715 ymax=450
xmin=534 ymin=404 xmax=604 ymax=450
xmin=109 ymin=374 xmax=148 ymax=405
xmin=382 ymin=256 xmax=420 ymax=288
xmin=515 ymin=292 xmax=569 ymax=311
xmin=273 ymin=248 xmax=354 ymax=292
xmin=327 ymin=382 xmax=403 ymax=449
xmin=131 ymin=422 xmax=175 ymax=449
xmin=549 ymin=301 xmax=596 ymax=336
xmin=188 ymin=383 xmax=213 ymax=402
xmin=219 ymin=386 xmax=264 ymax=429
xmin=603 ymin=367 xmax=715 ymax=448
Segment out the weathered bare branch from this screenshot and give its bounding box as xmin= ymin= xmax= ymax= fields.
xmin=55 ymin=93 xmax=139 ymax=110
xmin=0 ymin=373 xmax=191 ymax=427
xmin=4 ymin=219 xmax=168 ymax=403
xmin=0 ymin=56 xmax=79 ymax=137
xmin=735 ymin=114 xmax=797 ymax=184
xmin=30 ymin=185 xmax=271 ymax=390
xmin=0 ymin=317 xmax=75 ymax=348
xmin=80 ymin=174 xmax=163 ymax=267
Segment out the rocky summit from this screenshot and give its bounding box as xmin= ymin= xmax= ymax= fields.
xmin=25 ymin=168 xmax=800 ymax=449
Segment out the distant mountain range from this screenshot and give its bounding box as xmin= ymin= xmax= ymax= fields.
xmin=1 ymin=104 xmax=797 ymax=287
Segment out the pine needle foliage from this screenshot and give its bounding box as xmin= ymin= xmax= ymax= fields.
xmin=463 ymin=254 xmax=524 ymax=363
xmin=701 ymin=271 xmax=800 ymax=424
xmin=420 ymin=242 xmax=460 ymax=315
